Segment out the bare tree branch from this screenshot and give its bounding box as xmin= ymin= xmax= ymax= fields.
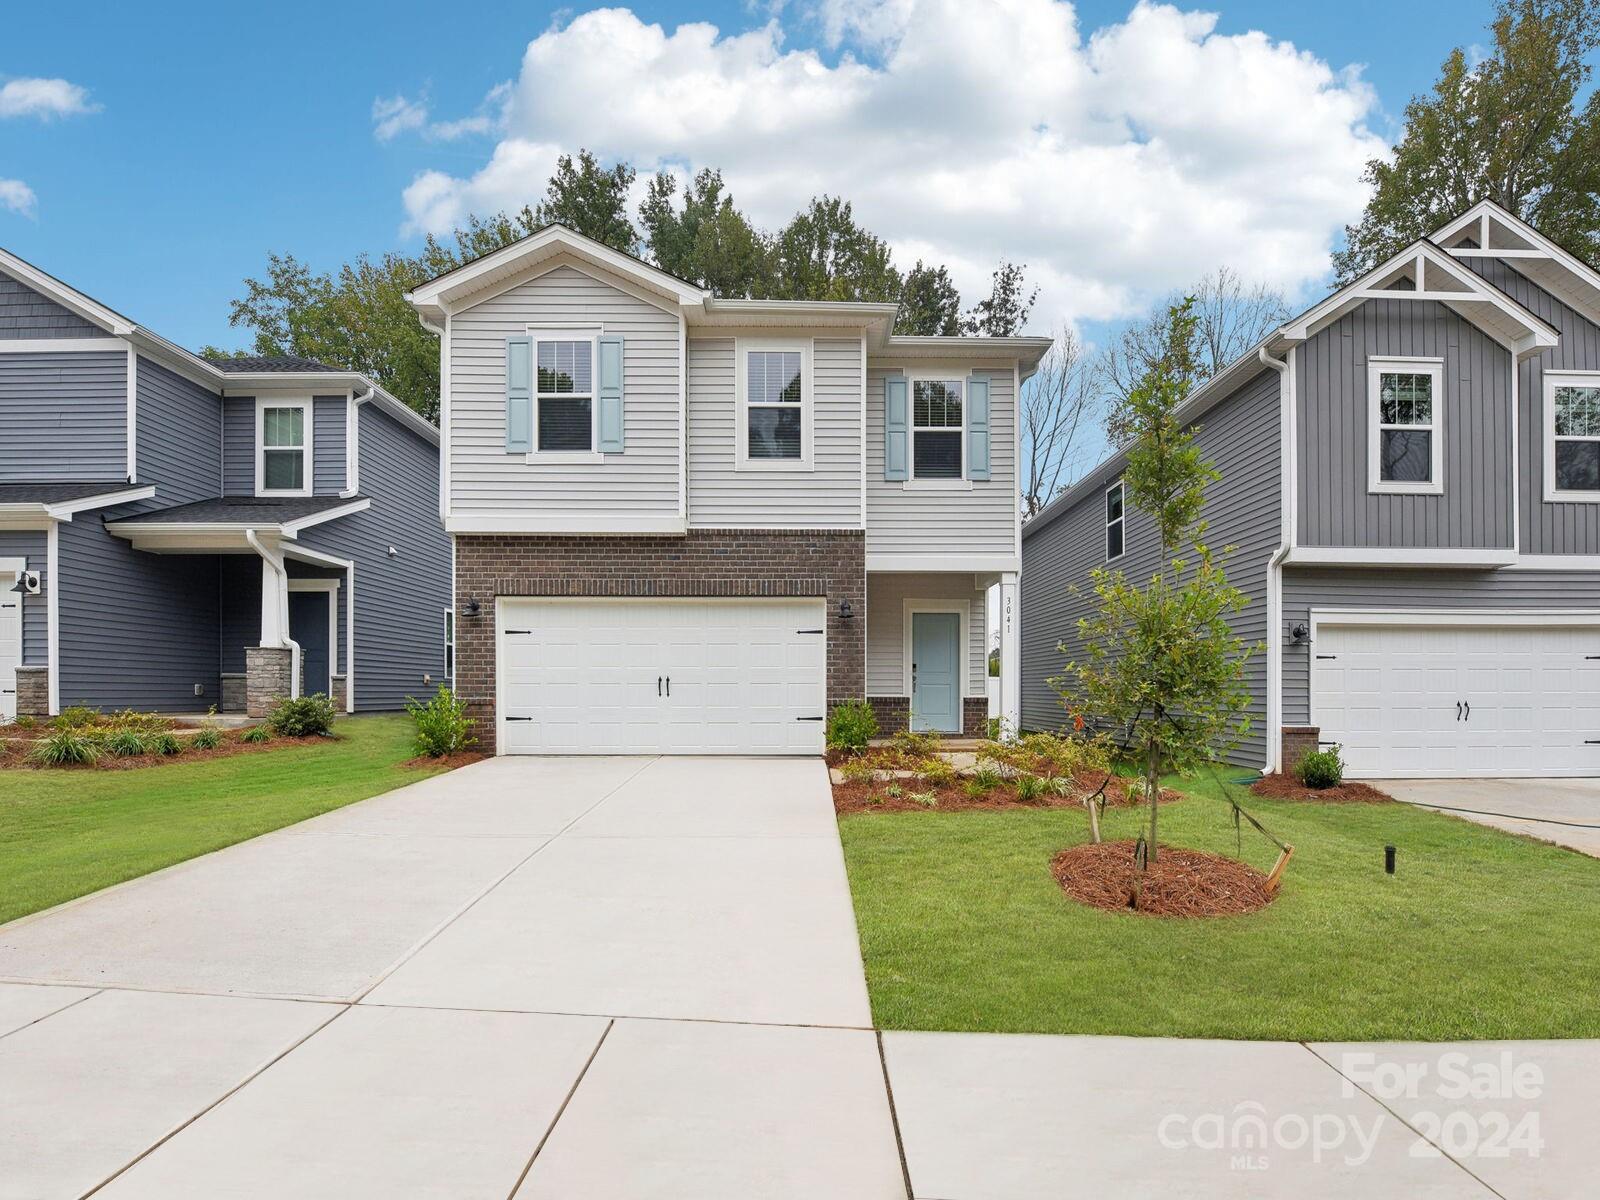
xmin=1022 ymin=325 xmax=1099 ymax=518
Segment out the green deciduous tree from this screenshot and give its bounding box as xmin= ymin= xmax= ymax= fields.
xmin=533 ymin=149 xmax=639 ymax=253
xmin=640 ymin=168 xmax=772 ymax=296
xmin=770 ymin=196 xmax=902 ymax=302
xmin=963 ymin=261 xmax=1037 ymax=336
xmin=895 ymin=260 xmax=963 ymax=335
xmin=1334 ymin=0 xmax=1600 ymax=283
xmin=1056 ymin=300 xmax=1256 ymax=873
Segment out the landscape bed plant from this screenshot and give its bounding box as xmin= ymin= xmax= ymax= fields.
xmin=405 ymin=685 xmax=481 ymax=762
xmin=0 ymin=702 xmax=332 ymax=770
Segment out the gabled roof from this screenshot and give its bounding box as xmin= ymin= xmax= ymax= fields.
xmin=1435 ymin=199 xmax=1600 ymax=327
xmin=0 ymin=248 xmax=134 ymax=335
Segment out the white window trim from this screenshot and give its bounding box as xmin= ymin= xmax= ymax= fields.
xmin=1367 ymin=356 xmax=1444 ymax=495
xmin=1543 ymin=370 xmax=1600 ymax=503
xmin=526 ymin=328 xmax=601 ymax=462
xmin=1105 ymin=479 xmax=1126 ymax=562
xmin=735 ymin=337 xmax=814 ymax=471
xmin=255 ymin=396 xmax=313 ymax=497
xmin=901 ymin=599 xmax=971 ymax=701
xmin=908 ymin=373 xmax=966 ymax=482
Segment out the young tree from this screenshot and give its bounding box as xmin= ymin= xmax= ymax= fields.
xmin=895 ymin=260 xmax=962 ymax=335
xmin=533 ymin=150 xmax=639 ymax=254
xmin=770 ymin=196 xmax=902 ymax=302
xmin=1058 ymin=300 xmax=1255 ymax=872
xmin=1021 ymin=326 xmax=1097 ymax=517
xmin=963 ymin=261 xmax=1037 ymax=336
xmin=1100 ymin=268 xmax=1288 ymax=447
xmin=1334 ymin=0 xmax=1600 ymax=283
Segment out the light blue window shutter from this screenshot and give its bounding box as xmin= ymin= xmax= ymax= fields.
xmin=597 ymin=334 xmax=625 ymax=453
xmin=505 ymin=335 xmax=532 ymax=453
xmin=967 ymin=374 xmax=991 ymax=482
xmin=884 ymin=376 xmax=909 ymax=481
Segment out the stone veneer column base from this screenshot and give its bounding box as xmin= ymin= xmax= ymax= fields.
xmin=869 ymin=696 xmax=989 ymax=737
xmin=245 ymin=647 xmax=293 ymax=718
xmin=331 ymin=674 xmax=348 ymax=712
xmin=1281 ymin=726 xmax=1320 ymax=773
xmin=219 ymin=673 xmax=247 ymax=714
xmin=453 ymin=529 xmax=867 ymax=755
xmin=13 ymin=665 xmax=48 ymax=718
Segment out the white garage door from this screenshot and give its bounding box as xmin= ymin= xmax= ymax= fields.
xmin=497 ymin=598 xmax=826 ymax=755
xmin=1311 ymin=617 xmax=1600 ymax=778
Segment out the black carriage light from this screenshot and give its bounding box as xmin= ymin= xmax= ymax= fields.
xmin=462 ymin=596 xmax=482 ymax=618
xmin=9 ymin=571 xmax=40 ymax=595
xmin=1290 ymin=621 xmax=1311 ymax=645
xmin=838 ymin=599 xmax=855 ymax=620
xmin=1385 ymin=844 xmax=1397 ymax=876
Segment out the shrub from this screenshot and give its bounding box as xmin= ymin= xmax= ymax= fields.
xmin=146 ymin=732 xmax=181 ymax=756
xmin=104 ymin=708 xmax=168 ymax=735
xmin=1015 ymin=774 xmax=1048 ymax=804
xmin=825 ymin=699 xmax=878 ymax=753
xmin=984 ymin=716 xmax=1002 ymax=740
xmin=405 ymin=686 xmax=476 ymax=758
xmin=241 ymin=725 xmax=272 ymax=745
xmin=1297 ymin=745 xmax=1344 ymax=789
xmin=52 ymin=705 xmax=100 ymax=730
xmin=918 ymin=758 xmax=957 ymax=787
xmin=891 ymin=728 xmax=942 ymax=759
xmin=839 ymin=758 xmax=879 ymax=785
xmin=268 ymin=693 xmax=336 ymax=738
xmin=191 ymin=727 xmax=223 ymax=751
xmin=883 ymin=782 xmax=904 ymax=799
xmin=31 ymin=727 xmax=100 ymax=765
xmin=13 ymin=715 xmax=36 ymax=730
xmin=967 ymin=766 xmax=1002 ymax=794
xmin=104 ymin=730 xmax=148 ymax=757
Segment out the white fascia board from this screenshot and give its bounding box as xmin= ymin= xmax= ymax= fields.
xmin=281 ymin=498 xmax=372 ymax=534
xmin=1285 ymin=546 xmax=1518 ymax=567
xmin=444 ymin=514 xmax=689 ymax=536
xmin=867 ymin=553 xmax=1022 ymax=573
xmin=44 ymin=485 xmax=156 ymax=520
xmin=0 ymin=247 xmax=133 ymax=335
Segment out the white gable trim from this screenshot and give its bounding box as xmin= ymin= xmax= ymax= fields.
xmin=0 ymin=248 xmax=133 ymax=335
xmin=1437 ymin=199 xmax=1600 ymax=329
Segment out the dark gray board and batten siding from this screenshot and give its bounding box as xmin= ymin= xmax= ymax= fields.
xmin=1021 ymin=368 xmax=1282 ymax=766
xmin=298 ymin=403 xmax=449 ymax=710
xmin=0 ymin=270 xmax=104 ymax=339
xmin=1296 ymin=298 xmax=1514 ymax=550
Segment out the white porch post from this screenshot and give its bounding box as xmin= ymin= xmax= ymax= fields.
xmin=999 ymin=570 xmax=1020 ymax=739
xmin=259 ymin=557 xmax=286 ymax=647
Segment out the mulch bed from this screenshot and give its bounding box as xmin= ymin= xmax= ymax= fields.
xmin=0 ymin=730 xmax=326 ymax=770
xmin=1052 ymin=839 xmax=1276 ymax=917
xmin=1250 ymin=773 xmax=1395 ymax=804
xmin=402 ymin=750 xmax=489 ymax=771
xmin=832 ymin=770 xmax=1181 ymax=815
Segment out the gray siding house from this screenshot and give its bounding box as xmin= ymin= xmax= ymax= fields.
xmin=406 ymin=224 xmax=1046 ymax=755
xmin=0 ymin=250 xmax=448 ymax=721
xmin=1023 ymin=200 xmax=1600 ymax=779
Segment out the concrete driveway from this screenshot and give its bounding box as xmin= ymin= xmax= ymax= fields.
xmin=1374 ymin=777 xmax=1600 ymax=856
xmin=0 ymin=756 xmax=1592 ymax=1198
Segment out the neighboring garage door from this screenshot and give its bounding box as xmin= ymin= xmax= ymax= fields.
xmin=497 ymin=597 xmax=826 ymax=755
xmin=1311 ymin=615 xmax=1600 ymax=778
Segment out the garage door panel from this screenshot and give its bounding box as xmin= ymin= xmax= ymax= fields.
xmin=498 ymin=599 xmax=825 ymax=756
xmin=1313 ymin=618 xmax=1600 ymax=778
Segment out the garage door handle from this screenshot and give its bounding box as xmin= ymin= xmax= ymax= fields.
xmin=657 ymin=676 xmax=662 ymax=697
xmin=796 ymin=715 xmax=824 ymax=721
xmin=665 ymin=676 xmax=671 ymax=697
xmin=1456 ymin=702 xmax=1462 ymax=722
xmin=797 ymin=628 xmax=824 ymax=635
xmin=505 ymin=629 xmax=532 ymax=635
xmin=505 ymin=716 xmax=532 ymax=722
xmin=1464 ymin=701 xmax=1470 ymax=721
xmin=1315 ymin=654 xmax=1337 ymax=660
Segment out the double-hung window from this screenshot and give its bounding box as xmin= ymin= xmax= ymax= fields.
xmin=535 ymin=337 xmax=594 ymax=453
xmin=257 ymin=399 xmax=311 ymax=496
xmin=737 ymin=340 xmax=812 ymax=468
xmin=1547 ymin=373 xmax=1600 ymax=499
xmin=1105 ymin=480 xmax=1125 ymax=560
xmin=1367 ymin=358 xmax=1443 ymax=494
xmin=912 ymin=379 xmax=964 ymax=479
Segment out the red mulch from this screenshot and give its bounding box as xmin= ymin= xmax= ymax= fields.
xmin=1052 ymin=839 xmax=1276 ymax=917
xmin=832 ymin=770 xmax=1180 ymax=815
xmin=1251 ymin=773 xmax=1394 ymax=804
xmin=0 ymin=731 xmax=325 ymax=770
xmin=402 ymin=750 xmax=489 ymax=771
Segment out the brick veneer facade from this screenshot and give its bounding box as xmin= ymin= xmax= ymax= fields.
xmin=454 ymin=529 xmax=866 ymax=753
xmin=1281 ymin=725 xmax=1321 ymax=773
xmin=869 ymin=695 xmax=989 ymax=737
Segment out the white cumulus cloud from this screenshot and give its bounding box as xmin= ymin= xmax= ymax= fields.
xmin=398 ymin=0 xmax=1385 ymax=326
xmin=0 ymin=77 xmax=98 ymax=120
xmin=0 ymin=179 xmax=38 ymax=218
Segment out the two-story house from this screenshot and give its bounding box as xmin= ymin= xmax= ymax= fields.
xmin=1022 ymin=199 xmax=1600 ymax=780
xmin=0 ymin=249 xmax=449 ymax=721
xmin=405 ymin=224 xmax=1047 ymax=755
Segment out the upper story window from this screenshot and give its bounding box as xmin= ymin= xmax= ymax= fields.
xmin=913 ymin=379 xmax=964 ymax=479
xmin=536 ymin=338 xmax=594 ymax=453
xmin=1546 ymin=373 xmax=1600 ymax=501
xmin=1105 ymin=480 xmax=1125 ymax=560
xmin=257 ymin=398 xmax=311 ymax=496
xmin=1367 ymin=357 xmax=1443 ymax=495
xmin=736 ymin=340 xmax=812 ymax=469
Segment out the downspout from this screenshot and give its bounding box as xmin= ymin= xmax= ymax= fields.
xmin=1258 ymin=345 xmax=1293 ymax=774
xmin=340 ymin=384 xmax=375 ymax=499
xmin=245 ymin=528 xmax=301 ymax=701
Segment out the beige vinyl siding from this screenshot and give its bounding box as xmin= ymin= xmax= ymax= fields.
xmin=448 ymin=260 xmax=680 ymax=519
xmin=866 ymin=572 xmax=988 ymax=695
xmin=687 ymin=335 xmax=863 ymax=528
xmin=865 ymin=362 xmax=1017 ymax=557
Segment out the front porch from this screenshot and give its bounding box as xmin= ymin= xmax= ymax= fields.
xmin=864 ymin=569 xmax=1019 ymax=737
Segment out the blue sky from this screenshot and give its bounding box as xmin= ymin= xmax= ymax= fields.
xmin=3 ymin=0 xmax=1498 ymax=353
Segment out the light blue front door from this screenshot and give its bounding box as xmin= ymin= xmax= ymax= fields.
xmin=911 ymin=611 xmax=961 ymax=733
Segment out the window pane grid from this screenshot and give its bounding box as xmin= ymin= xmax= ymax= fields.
xmin=745 ymin=350 xmax=804 ymax=460
xmin=747 ymin=351 xmax=802 ymax=406
xmin=1554 ymin=385 xmax=1600 ymax=491
xmin=536 ymin=340 xmax=592 ymax=396
xmin=1377 ymin=373 xmax=1433 ymax=427
xmin=1375 ymin=370 xmax=1435 ymax=485
xmin=913 ymin=380 xmax=963 ymax=429
xmin=263 ymin=407 xmax=304 ymax=448
xmin=1554 ymin=386 xmax=1600 ymax=438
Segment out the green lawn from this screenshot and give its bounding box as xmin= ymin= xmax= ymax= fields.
xmin=840 ymin=774 xmax=1600 ymax=1041
xmin=0 ymin=714 xmax=442 ymax=926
